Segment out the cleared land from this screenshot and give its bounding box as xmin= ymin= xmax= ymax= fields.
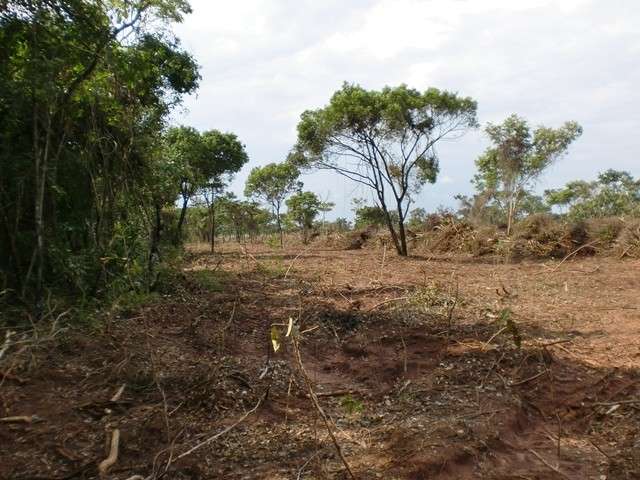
xmin=2 ymin=244 xmax=639 ymax=479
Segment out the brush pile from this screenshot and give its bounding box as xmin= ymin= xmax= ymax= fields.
xmin=423 ymin=216 xmax=497 ymax=255
xmin=615 ymin=220 xmax=640 ymax=258
xmin=499 ymin=214 xmax=592 ymax=260
xmin=339 ymin=212 xmax=640 ymax=261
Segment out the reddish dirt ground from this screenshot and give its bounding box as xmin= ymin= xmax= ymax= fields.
xmin=1 ymin=243 xmax=639 ymax=479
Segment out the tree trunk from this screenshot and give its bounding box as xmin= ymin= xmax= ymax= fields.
xmin=33 ymin=108 xmax=51 ymax=313
xmin=210 ymin=206 xmax=216 ymax=253
xmin=148 ymin=202 xmax=163 ymax=287
xmin=396 ymin=201 xmax=409 ymax=256
xmin=209 ymin=187 xmax=216 ymax=253
xmin=176 ymin=192 xmax=189 ymax=244
xmin=378 ymin=198 xmax=402 ymax=256
xmin=276 ymin=204 xmax=283 ymax=248
xmin=506 ymin=196 xmax=516 ymax=236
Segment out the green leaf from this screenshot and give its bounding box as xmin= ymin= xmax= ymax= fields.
xmin=271 ymin=325 xmax=281 ymax=352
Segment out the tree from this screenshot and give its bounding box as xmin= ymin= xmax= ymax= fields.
xmin=545 ymin=170 xmax=640 ymax=220
xmin=0 ymin=0 xmax=199 ymax=308
xmin=407 ymin=207 xmax=428 ymax=229
xmin=244 ymin=162 xmax=301 ymax=247
xmin=213 ymin=195 xmax=272 ymax=243
xmin=164 ymin=126 xmax=204 ymax=242
xmin=332 ymin=217 xmax=352 ymax=232
xmin=198 ymin=130 xmax=249 ymax=252
xmin=162 ymin=126 xmax=204 ymax=243
xmin=318 ymin=199 xmax=335 ymax=234
xmin=473 ymin=114 xmax=582 ymax=235
xmin=456 ymin=191 xmax=550 ymax=226
xmin=286 ymin=191 xmax=327 ymax=243
xmin=293 ymin=83 xmax=477 ymax=256
xmin=353 ymin=203 xmax=391 ymax=228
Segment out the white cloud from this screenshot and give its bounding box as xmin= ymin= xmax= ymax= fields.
xmin=171 ymin=0 xmax=640 ymax=216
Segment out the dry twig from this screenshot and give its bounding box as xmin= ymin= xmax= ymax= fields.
xmin=98 ymin=429 xmax=120 ymax=479
xmin=511 ymin=370 xmax=546 ymax=387
xmin=527 ymin=448 xmax=571 ymax=480
xmin=110 ymin=384 xmax=126 ymax=402
xmin=366 ymin=296 xmax=409 ymax=312
xmin=0 ymin=415 xmax=40 ymax=423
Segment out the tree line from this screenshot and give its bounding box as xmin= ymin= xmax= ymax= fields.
xmin=2 ymin=1 xmax=637 ymax=316
xmin=0 ymin=0 xmax=248 ymax=312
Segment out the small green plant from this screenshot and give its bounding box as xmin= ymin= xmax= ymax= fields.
xmin=255 ymin=257 xmax=286 ymax=278
xmin=408 ymin=281 xmax=461 ymax=319
xmin=265 ymin=235 xmax=282 ymax=249
xmin=411 ymin=283 xmax=447 ymax=309
xmin=499 ymin=308 xmax=522 ymax=348
xmin=189 ymin=270 xmax=226 ymax=292
xmin=340 ymin=395 xmax=364 ymax=415
xmin=111 ymin=290 xmax=161 ymax=317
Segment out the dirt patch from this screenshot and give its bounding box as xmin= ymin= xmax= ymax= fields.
xmin=1 ymin=246 xmax=639 ymax=479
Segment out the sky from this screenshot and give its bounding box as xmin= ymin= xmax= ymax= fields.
xmin=172 ymin=0 xmax=640 ymax=219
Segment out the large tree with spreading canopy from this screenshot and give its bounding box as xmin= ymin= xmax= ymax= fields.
xmin=292 ymin=83 xmax=478 ymax=256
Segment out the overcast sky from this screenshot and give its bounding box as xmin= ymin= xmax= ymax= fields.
xmin=172 ymin=0 xmax=640 ymax=219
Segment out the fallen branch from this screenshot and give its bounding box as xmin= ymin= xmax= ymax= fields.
xmin=590 ymin=398 xmax=640 ymax=407
xmin=0 ymin=415 xmax=41 ymax=423
xmin=481 ymin=326 xmax=507 ymax=351
xmin=296 ymin=449 xmax=324 ymax=480
xmin=0 ymin=330 xmax=14 ymax=360
xmin=284 ymin=245 xmax=314 ymax=280
xmin=397 ymin=380 xmax=411 ymax=396
xmin=588 ymin=439 xmax=612 ymax=460
xmin=110 ymin=384 xmax=126 ymax=402
xmin=511 ymin=370 xmax=546 ymax=387
xmin=366 ymin=296 xmax=409 ymax=312
xmin=98 ymin=429 xmax=120 ymax=479
xmin=307 ymin=389 xmax=363 ymax=398
xmin=534 ymin=339 xmax=572 ymax=348
xmin=543 ymin=240 xmax=600 ymax=274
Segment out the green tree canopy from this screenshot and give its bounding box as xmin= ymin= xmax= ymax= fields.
xmin=293 ymin=82 xmax=477 ymax=255
xmin=545 ymin=169 xmax=640 ymax=220
xmin=244 ymin=162 xmax=301 ymax=246
xmin=165 ymin=126 xmax=248 ymax=245
xmin=473 ymin=114 xmax=582 ymax=234
xmin=0 ymin=0 xmax=199 ymax=306
xmin=407 ymin=208 xmax=428 ymax=229
xmin=285 ymin=191 xmax=326 ymax=243
xmin=353 ymin=204 xmax=392 ymax=228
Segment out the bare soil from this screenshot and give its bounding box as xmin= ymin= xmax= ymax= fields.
xmin=1 ymin=243 xmax=639 ymax=479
